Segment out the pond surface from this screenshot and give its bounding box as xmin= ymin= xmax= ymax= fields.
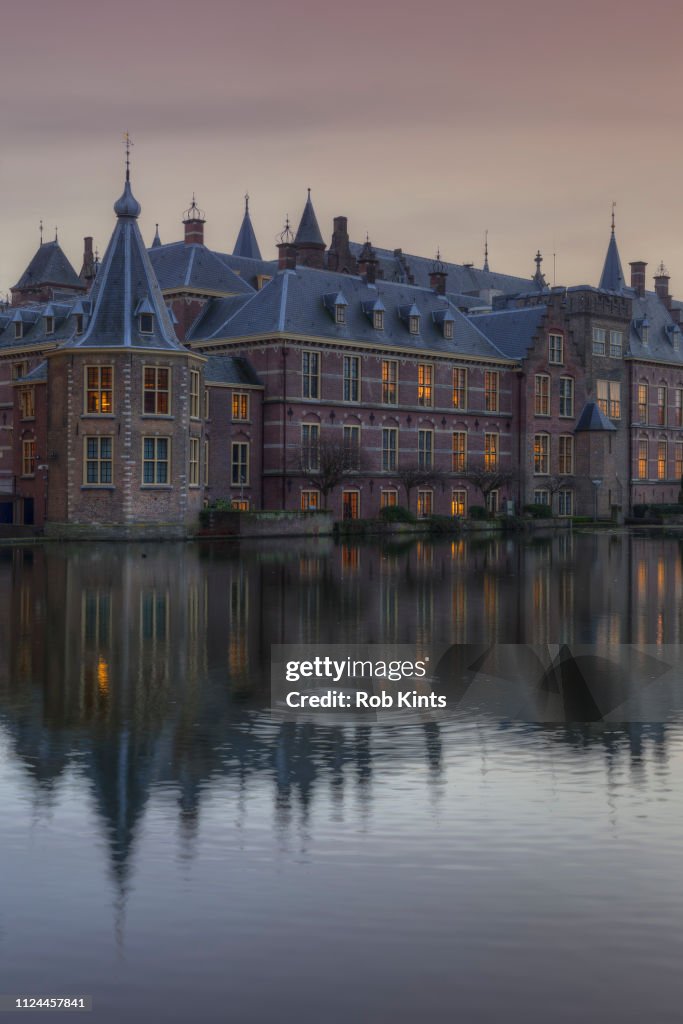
xmin=0 ymin=531 xmax=682 ymax=1023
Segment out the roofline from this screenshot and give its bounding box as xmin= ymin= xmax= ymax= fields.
xmin=0 ymin=342 xmax=61 ymax=358
xmin=46 ymin=346 xmax=207 ymax=363
xmin=205 ymin=380 xmax=264 ymax=390
xmin=161 ymin=287 xmax=247 ymax=300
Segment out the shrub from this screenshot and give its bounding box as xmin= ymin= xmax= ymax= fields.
xmin=523 ymin=503 xmax=553 ymax=519
xmin=378 ymin=504 xmax=416 ymax=523
xmin=469 ymin=505 xmax=487 ymax=520
xmin=427 ymin=515 xmax=461 ymax=534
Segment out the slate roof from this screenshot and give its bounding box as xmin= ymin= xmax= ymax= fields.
xmin=0 ymin=301 xmax=80 ymax=350
xmin=65 ymin=177 xmax=184 ymax=351
xmin=598 ymin=229 xmax=625 ymax=292
xmin=17 ymin=360 xmax=48 ymax=383
xmin=574 ymin=402 xmax=617 ymax=432
xmin=213 ymin=252 xmax=277 ymax=288
xmin=188 ymin=266 xmax=516 ymax=363
xmin=233 ymin=198 xmax=262 ymax=261
xmin=627 ymin=289 xmax=683 ymax=365
xmin=294 ymin=192 xmax=325 ymax=247
xmin=204 ymin=354 xmax=263 ymax=386
xmin=468 ymin=306 xmax=548 ymax=359
xmin=148 ymin=242 xmax=254 ymax=296
xmin=13 ymin=240 xmax=84 ymax=292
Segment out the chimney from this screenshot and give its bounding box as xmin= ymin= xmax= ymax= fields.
xmin=183 ymin=195 xmax=205 ymax=246
xmin=429 ymin=251 xmax=448 ymax=295
xmin=80 ymin=236 xmax=95 ymax=283
xmin=629 ymin=260 xmax=647 ymax=297
xmin=654 ymin=262 xmax=671 ymax=309
xmin=327 ymin=216 xmax=357 ymax=274
xmin=358 ymin=237 xmax=378 ymax=284
xmin=278 ymin=241 xmax=297 ymax=271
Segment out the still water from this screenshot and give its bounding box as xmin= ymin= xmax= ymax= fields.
xmin=0 ymin=531 xmax=682 ymax=1023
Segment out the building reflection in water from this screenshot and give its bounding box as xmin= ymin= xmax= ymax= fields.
xmin=0 ymin=532 xmax=680 ymax=935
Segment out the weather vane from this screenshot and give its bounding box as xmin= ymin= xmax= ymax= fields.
xmin=123 ymin=132 xmax=134 ymax=181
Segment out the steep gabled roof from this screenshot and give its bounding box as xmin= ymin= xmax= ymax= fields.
xmin=294 ymin=190 xmax=325 ymax=247
xmin=13 ymin=240 xmax=83 ymax=291
xmin=149 ymin=242 xmax=254 ymax=296
xmin=468 ymin=306 xmax=548 ymax=359
xmin=233 ymin=196 xmax=262 ymax=260
xmin=66 ymin=177 xmax=184 ymax=351
xmin=574 ymin=402 xmax=617 ymax=432
xmin=598 ymin=228 xmax=625 ymax=292
xmin=204 ymin=354 xmax=263 ymax=386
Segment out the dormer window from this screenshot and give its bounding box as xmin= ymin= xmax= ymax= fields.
xmin=641 ymin=317 xmax=650 ymax=345
xmin=75 ymin=314 xmax=84 ymax=335
xmin=444 ymin=320 xmax=454 ymax=340
xmin=409 ymin=315 xmax=420 ymax=335
xmin=324 ymin=292 xmax=348 ymax=325
xmin=45 ymin=316 xmax=54 ymax=335
xmin=373 ymin=310 xmax=384 ymax=331
xmin=14 ymin=321 xmax=23 ymax=340
xmin=140 ymin=313 xmax=154 ymax=334
xmin=335 ymin=304 xmax=346 ymax=325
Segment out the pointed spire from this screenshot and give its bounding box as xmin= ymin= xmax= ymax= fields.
xmin=233 ymin=192 xmax=262 ymax=260
xmin=54 ymin=226 xmax=58 ymax=243
xmin=113 ymin=133 xmax=142 ymax=219
xmin=533 ymin=250 xmax=547 ymax=290
xmin=294 ymin=188 xmax=325 ymax=247
xmin=152 ymin=223 xmax=161 ymax=248
xmin=599 ymin=205 xmax=624 ymax=292
xmin=483 ymin=230 xmax=489 ymax=272
xmin=39 ymin=219 xmax=43 ymax=245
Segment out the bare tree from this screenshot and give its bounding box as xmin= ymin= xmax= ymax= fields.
xmin=460 ymin=462 xmax=515 ymax=511
xmin=289 ymin=437 xmax=367 ymax=507
xmin=396 ymin=464 xmax=447 ymax=510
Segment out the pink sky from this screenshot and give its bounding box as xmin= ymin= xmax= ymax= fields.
xmin=1 ymin=0 xmax=683 ymax=295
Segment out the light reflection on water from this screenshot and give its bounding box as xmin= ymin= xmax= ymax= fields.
xmin=0 ymin=533 xmax=683 ymax=1023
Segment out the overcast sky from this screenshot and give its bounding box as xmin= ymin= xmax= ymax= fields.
xmin=1 ymin=0 xmax=682 ymax=296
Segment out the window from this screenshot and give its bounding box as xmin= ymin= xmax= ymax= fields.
xmin=676 ymin=443 xmax=683 ymax=480
xmin=444 ymin=320 xmax=454 ymax=341
xmin=75 ymin=313 xmax=84 ymax=335
xmin=85 ymin=366 xmax=113 ymax=414
xmin=343 ymin=424 xmax=360 ymax=469
xmin=190 ymin=370 xmax=201 ymax=419
xmin=19 ymin=387 xmax=35 ymax=420
xmin=597 ymin=379 xmax=620 ymax=419
xmin=638 ymin=383 xmax=648 ymax=423
xmin=14 ymin=322 xmax=23 ymax=340
xmin=534 ymin=374 xmax=550 ymax=416
xmin=382 ymin=427 xmax=398 ymax=471
xmin=342 ymin=490 xmax=360 ymax=520
xmin=484 ymin=432 xmax=498 ymax=470
xmin=231 ymin=499 xmax=250 ymax=511
xmin=143 ymin=437 xmax=170 ymax=485
xmin=12 ymin=361 xmax=28 ymax=381
xmin=609 ymin=330 xmax=623 ymax=358
xmin=417 ymin=364 xmax=433 ymax=407
xmin=485 ymin=371 xmax=499 ymax=412
xmin=204 ymin=389 xmax=210 ymax=419
xmin=373 ymin=310 xmax=384 ymax=331
xmin=675 ymin=389 xmax=683 ymax=428
xmin=301 ymin=423 xmax=320 ymax=471
xmin=451 ymin=490 xmax=467 ymax=517
xmin=189 ymin=437 xmax=200 ymax=486
xmin=139 ymin=312 xmax=154 ymax=334
xmin=418 ymin=429 xmax=433 ymax=470
xmin=637 ymin=439 xmax=648 ymax=479
xmin=343 ymin=356 xmax=360 ymax=402
xmin=548 ymin=333 xmax=563 ymax=364
xmin=204 ymin=440 xmax=209 ymax=486
xmin=45 ymin=316 xmax=54 ymax=335
xmin=301 ymin=490 xmax=320 ymax=511
xmin=335 ymin=304 xmax=346 ymax=325
xmin=559 ymin=377 xmax=574 ymax=418
xmin=85 ymin=436 xmax=113 ymax=485
xmin=231 ymin=441 xmax=249 ymax=485
xmin=558 ymin=435 xmax=574 ymax=475
xmin=534 ymin=434 xmax=550 ymax=474
xmin=452 ymin=368 xmax=467 ymax=409
xmin=143 ymin=367 xmax=170 ymax=415
xmin=417 ymin=490 xmax=433 ymax=517
xmin=382 ymin=360 xmax=398 ymax=404
xmin=380 ymin=490 xmax=398 ymax=509
xmin=487 ymin=490 xmax=499 ymax=515
xmin=302 ymin=351 xmax=320 ymax=398
xmin=409 ymin=315 xmax=420 ymax=335
xmin=592 ymin=327 xmax=606 ymax=355
xmin=232 ymin=392 xmax=249 ymax=420
xmin=21 ymin=439 xmax=36 ymax=477
xmin=558 ymin=490 xmax=573 ymax=517
xmin=452 ymin=431 xmax=467 ymax=472
xmin=657 ymin=440 xmax=667 ymax=480
xmin=656 ymin=386 xmax=667 ymax=426
xmin=534 ymin=489 xmax=550 ymax=506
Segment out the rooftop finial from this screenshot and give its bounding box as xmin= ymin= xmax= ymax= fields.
xmin=183 ymin=194 xmax=205 ymax=222
xmin=39 ymin=219 xmax=43 ymax=245
xmin=611 ymin=200 xmax=616 ymax=235
xmin=123 ymin=131 xmax=133 ymax=183
xmin=307 ymin=187 xmax=311 ymax=200
xmin=483 ymin=229 xmax=489 ymax=272
xmin=54 ymin=226 xmax=58 ymax=243
xmin=114 ymin=134 xmax=141 ymax=218
xmin=245 ymin=192 xmax=250 ymax=214
xmin=278 ymin=215 xmax=294 ymax=245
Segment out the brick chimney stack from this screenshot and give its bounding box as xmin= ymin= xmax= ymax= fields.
xmin=327 ymin=216 xmax=357 ymax=274
xmin=629 ymin=261 xmax=647 ymax=297
xmin=80 ymin=236 xmax=96 ymax=283
xmin=429 ymin=251 xmax=448 ymax=295
xmin=654 ymin=262 xmax=671 ymax=309
xmin=183 ymin=195 xmax=205 ymax=246
xmin=277 ymin=217 xmax=297 ymax=271
xmin=357 ymin=237 xmax=379 ymax=284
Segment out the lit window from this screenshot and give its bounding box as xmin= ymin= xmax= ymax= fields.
xmin=301 ymin=490 xmax=320 ymax=511
xmin=656 ymin=386 xmax=667 ymax=426
xmin=637 ymin=439 xmax=648 ymax=479
xmin=139 ymin=312 xmax=154 ymax=334
xmin=417 ymin=364 xmax=433 ymax=407
xmin=559 ymin=377 xmax=574 ymax=418
xmin=452 ymin=431 xmax=467 ymax=472
xmin=232 ymin=392 xmax=250 ymax=420
xmin=534 ymin=374 xmax=550 ymax=416
xmin=189 ymin=437 xmax=200 ymax=486
xmin=485 ymin=371 xmax=499 ymax=412
xmin=534 ymin=434 xmax=550 ymax=474
xmin=592 ymin=327 xmax=606 ymax=355
xmin=19 ymin=387 xmax=35 ymax=420
xmin=548 ymin=334 xmax=563 ymax=364
xmin=609 ymin=331 xmax=623 ymax=358
xmin=21 ymin=439 xmax=36 ymax=477
xmin=343 ymin=356 xmax=360 ymax=402
xmin=657 ymin=440 xmax=667 ymax=480
xmin=373 ymin=310 xmax=384 ymax=331
xmin=85 ymin=436 xmax=113 ymax=485
xmin=302 ymin=351 xmax=320 ymax=399
xmin=675 ymin=443 xmax=683 ymax=480
xmin=231 ymin=499 xmax=250 ymax=511
xmin=452 ymin=368 xmax=467 ymax=409
xmin=418 ymin=429 xmax=433 ymax=470
xmin=558 ymin=490 xmax=573 ymax=517
xmin=301 ymin=424 xmax=320 ymax=471
xmin=342 ymin=490 xmax=360 ymax=519
xmin=451 ymin=490 xmax=467 ymax=517
xmin=143 ymin=367 xmax=170 ymax=415
xmin=597 ymin=379 xmax=620 ymax=419
xmin=382 ymin=427 xmax=398 ymax=471
xmin=231 ymin=442 xmax=249 ymax=486
xmin=409 ymin=315 xmax=420 ymax=335
xmin=484 ymin=433 xmax=498 ymax=471
xmin=142 ymin=437 xmax=170 ymax=485
xmin=380 ymin=490 xmax=398 ymax=509
xmin=190 ymin=369 xmax=201 ymax=419
xmin=86 ymin=366 xmax=113 ymax=414
xmin=382 ymin=360 xmax=398 ymax=404
xmin=638 ymin=383 xmax=648 ymax=423
xmin=417 ymin=490 xmax=433 ymax=517
xmin=558 ymin=435 xmax=574 ymax=475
